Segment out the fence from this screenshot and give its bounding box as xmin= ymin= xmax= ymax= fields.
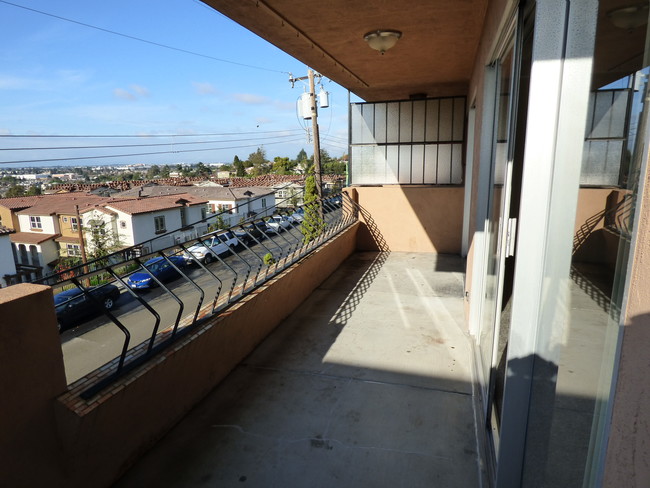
xmin=350 ymin=96 xmax=466 ymax=185
xmin=38 ymin=192 xmax=357 ymax=399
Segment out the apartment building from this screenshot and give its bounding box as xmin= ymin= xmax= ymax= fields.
xmin=2 ymin=1 xmax=649 ymax=487
xmin=114 ymin=184 xmax=276 ymax=227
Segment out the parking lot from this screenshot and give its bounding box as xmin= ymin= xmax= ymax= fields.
xmin=58 ymin=210 xmax=342 ymax=383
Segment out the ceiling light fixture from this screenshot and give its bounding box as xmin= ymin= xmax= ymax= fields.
xmin=607 ymin=3 xmax=649 ymax=30
xmin=364 ymin=30 xmax=402 ymax=55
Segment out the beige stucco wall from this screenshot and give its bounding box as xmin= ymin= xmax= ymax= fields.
xmin=347 ymin=185 xmax=464 ymax=254
xmin=0 ymin=284 xmax=68 ymax=486
xmin=0 ymin=223 xmax=359 ymax=488
xmin=573 ymin=188 xmax=626 ymax=270
xmin=603 ymin=182 xmax=650 ymax=486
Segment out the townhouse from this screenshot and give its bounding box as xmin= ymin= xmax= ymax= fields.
xmin=82 ymin=193 xmax=210 ymax=255
xmin=113 ymin=184 xmax=276 ymax=227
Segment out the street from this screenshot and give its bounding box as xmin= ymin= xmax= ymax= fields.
xmin=60 ymin=209 xmax=344 ymax=383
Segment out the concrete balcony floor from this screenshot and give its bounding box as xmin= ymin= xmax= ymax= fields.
xmin=114 ymin=251 xmax=481 ymax=488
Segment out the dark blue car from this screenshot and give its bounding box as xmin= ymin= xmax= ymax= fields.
xmin=54 ymin=283 xmax=121 ymax=332
xmin=126 ymin=255 xmax=188 ymax=290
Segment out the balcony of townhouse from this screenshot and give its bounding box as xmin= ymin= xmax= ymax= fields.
xmin=0 ymin=187 xmax=479 ymax=488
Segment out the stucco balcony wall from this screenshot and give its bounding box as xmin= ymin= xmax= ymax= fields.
xmin=346 ymin=185 xmax=464 ymax=254
xmin=0 ymin=222 xmax=359 ymax=488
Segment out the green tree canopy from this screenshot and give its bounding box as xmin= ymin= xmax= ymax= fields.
xmin=248 ymin=147 xmax=269 ymax=176
xmin=233 ymin=155 xmax=246 ymax=177
xmin=195 ymin=162 xmax=212 ymax=177
xmin=300 ymin=168 xmax=325 ymax=244
xmin=84 ymin=217 xmax=123 ymax=263
xmin=146 ymin=165 xmax=160 ymax=179
xmin=296 ymin=148 xmax=308 ymax=163
xmin=5 ymin=185 xmax=25 ymax=197
xmin=271 ymin=156 xmax=296 ymax=175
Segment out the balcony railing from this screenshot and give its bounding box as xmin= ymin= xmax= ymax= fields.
xmin=38 ymin=192 xmax=357 ymax=399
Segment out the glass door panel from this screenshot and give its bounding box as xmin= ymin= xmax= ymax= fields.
xmin=478 ymin=45 xmax=514 ymax=450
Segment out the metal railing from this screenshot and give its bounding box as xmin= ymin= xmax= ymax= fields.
xmin=38 ymin=192 xmax=358 ymax=399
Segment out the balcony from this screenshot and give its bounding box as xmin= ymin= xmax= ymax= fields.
xmin=113 ymin=250 xmax=478 ymax=487
xmin=0 ymin=186 xmax=473 ymax=488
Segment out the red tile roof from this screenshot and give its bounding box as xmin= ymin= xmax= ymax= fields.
xmin=12 ymin=194 xmax=111 ymax=216
xmin=103 ymin=194 xmax=208 ymax=215
xmin=10 ymin=232 xmax=59 ymax=245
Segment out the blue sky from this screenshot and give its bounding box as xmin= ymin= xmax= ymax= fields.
xmin=0 ymin=0 xmax=353 ymax=168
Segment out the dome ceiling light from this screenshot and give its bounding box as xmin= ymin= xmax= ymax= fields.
xmin=363 ymin=30 xmax=402 ymax=55
xmin=607 ymin=3 xmax=649 ymax=30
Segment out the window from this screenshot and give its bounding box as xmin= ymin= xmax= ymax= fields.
xmin=29 ymin=216 xmax=42 ymax=230
xmin=201 ymin=207 xmax=207 ymax=220
xmin=71 ymin=217 xmax=81 ymax=232
xmin=62 ymin=217 xmax=68 ymax=223
xmin=154 ymin=215 xmax=166 ymax=234
xmin=120 ymin=220 xmax=127 ymax=229
xmin=261 ymin=198 xmax=267 ymax=209
xmin=66 ymin=244 xmax=81 ymax=257
xmin=180 ymin=206 xmax=187 ymax=227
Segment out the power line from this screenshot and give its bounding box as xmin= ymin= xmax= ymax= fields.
xmin=0 ymin=129 xmax=303 ymax=139
xmin=0 ymin=0 xmax=288 ymax=74
xmin=1 ymin=133 xmax=303 ymax=151
xmin=0 ymin=138 xmax=305 ymax=165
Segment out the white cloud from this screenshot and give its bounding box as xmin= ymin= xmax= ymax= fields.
xmin=113 ymin=88 xmax=136 ymax=101
xmin=131 ymin=84 xmax=150 ymax=97
xmin=192 ymin=82 xmax=217 ymax=95
xmin=232 ymin=93 xmax=270 ymax=105
xmin=0 ymin=75 xmax=47 ymax=90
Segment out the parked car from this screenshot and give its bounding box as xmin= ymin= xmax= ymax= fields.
xmin=290 ymin=207 xmax=305 ymax=223
xmin=234 ymin=224 xmax=265 ymax=246
xmin=183 ymin=230 xmax=239 ymax=264
xmin=54 ymin=283 xmax=121 ymax=332
xmin=323 ymin=194 xmax=343 ymax=212
xmin=266 ymin=215 xmax=293 ymax=233
xmin=126 ymin=255 xmax=189 ymax=290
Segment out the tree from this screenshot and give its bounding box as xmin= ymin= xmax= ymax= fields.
xmin=160 ymin=165 xmax=171 ymax=178
xmin=146 ymin=165 xmax=161 ymax=179
xmin=300 ymin=168 xmax=325 ymax=244
xmin=195 ymin=162 xmax=212 ymax=177
xmin=208 ymin=214 xmax=227 ymax=232
xmin=233 ymin=156 xmax=246 ymax=177
xmin=84 ymin=217 xmax=123 ymax=264
xmin=5 ymin=185 xmax=25 ymax=197
xmin=248 ymin=147 xmax=269 ymax=176
xmin=26 ymin=185 xmax=42 ymax=196
xmin=271 ymin=156 xmax=296 ymax=175
xmin=323 ymin=160 xmax=347 ymax=174
xmin=296 ymin=148 xmax=308 ymax=163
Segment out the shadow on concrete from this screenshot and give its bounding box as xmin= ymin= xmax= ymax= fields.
xmin=112 ymin=251 xmax=479 ymax=488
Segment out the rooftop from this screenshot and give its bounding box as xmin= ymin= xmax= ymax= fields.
xmin=114 ymin=185 xmax=276 ymax=200
xmin=102 ymin=194 xmax=209 ymax=215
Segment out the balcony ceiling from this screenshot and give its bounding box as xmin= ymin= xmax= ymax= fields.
xmin=202 ymin=0 xmax=489 ymax=101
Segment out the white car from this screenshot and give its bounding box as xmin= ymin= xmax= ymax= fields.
xmin=266 ymin=215 xmax=292 ymax=233
xmin=290 ymin=208 xmax=305 ymax=223
xmin=183 ymin=231 xmax=239 ymax=264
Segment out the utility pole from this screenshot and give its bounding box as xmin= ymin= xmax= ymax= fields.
xmin=308 ymin=69 xmax=323 ymax=199
xmin=289 ymin=69 xmax=324 ymax=199
xmin=75 ymin=205 xmax=89 ymax=275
